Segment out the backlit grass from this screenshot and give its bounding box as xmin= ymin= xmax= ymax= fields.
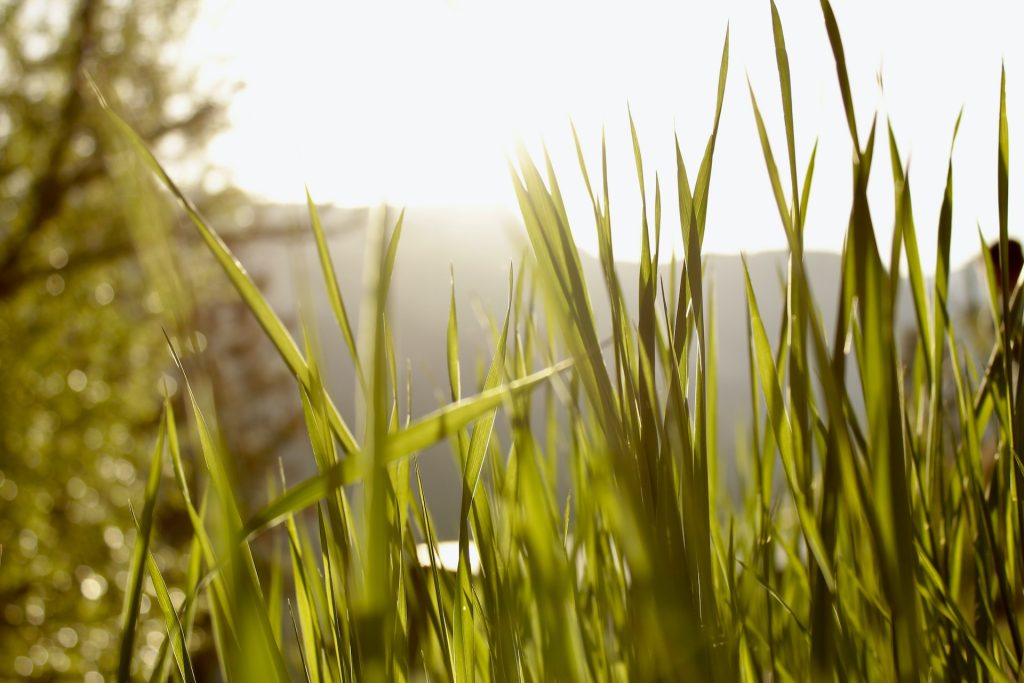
xmin=103 ymin=2 xmax=1023 ymax=680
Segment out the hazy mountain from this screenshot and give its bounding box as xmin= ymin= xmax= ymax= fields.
xmin=214 ymin=203 xmax=988 ymax=536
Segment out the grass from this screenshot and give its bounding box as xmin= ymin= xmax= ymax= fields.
xmin=99 ymin=1 xmax=1023 ymax=680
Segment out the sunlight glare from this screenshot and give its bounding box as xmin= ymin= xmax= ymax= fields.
xmin=185 ymin=0 xmax=1024 ymax=270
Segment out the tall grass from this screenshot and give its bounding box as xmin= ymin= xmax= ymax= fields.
xmin=101 ymin=1 xmax=1022 ymax=680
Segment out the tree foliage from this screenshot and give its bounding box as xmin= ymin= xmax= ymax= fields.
xmin=0 ymin=0 xmax=226 ymax=677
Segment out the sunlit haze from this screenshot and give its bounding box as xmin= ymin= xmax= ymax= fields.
xmin=181 ymin=0 xmax=1024 ymax=270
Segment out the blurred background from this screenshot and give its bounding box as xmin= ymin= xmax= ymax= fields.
xmin=0 ymin=1 xmax=239 ymax=677
xmin=1 ymin=0 xmax=1021 ymax=679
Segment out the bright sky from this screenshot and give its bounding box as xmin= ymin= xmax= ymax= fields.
xmin=180 ymin=0 xmax=1024 ymax=269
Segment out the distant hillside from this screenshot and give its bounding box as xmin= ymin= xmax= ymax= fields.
xmin=213 ymin=203 xmax=989 ymax=536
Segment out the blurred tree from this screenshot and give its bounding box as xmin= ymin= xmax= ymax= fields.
xmin=0 ymin=0 xmax=230 ymax=678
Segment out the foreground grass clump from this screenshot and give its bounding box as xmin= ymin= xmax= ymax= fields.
xmin=104 ymin=2 xmax=1022 ymax=681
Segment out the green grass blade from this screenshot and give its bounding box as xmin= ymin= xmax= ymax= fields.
xmin=141 ymin=525 xmax=197 ymax=683
xmin=306 ymin=187 xmax=365 ymax=390
xmin=742 ymin=258 xmax=835 ymax=592
xmin=770 ymin=0 xmax=802 ymax=231
xmin=818 ymin=0 xmax=860 ymax=145
xmin=117 ymin=413 xmax=166 ymax=683
xmin=95 ymin=88 xmax=359 ymax=455
xmin=242 ymin=359 xmax=571 ymax=539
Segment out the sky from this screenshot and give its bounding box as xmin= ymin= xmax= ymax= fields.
xmin=178 ymin=0 xmax=1024 ymax=270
